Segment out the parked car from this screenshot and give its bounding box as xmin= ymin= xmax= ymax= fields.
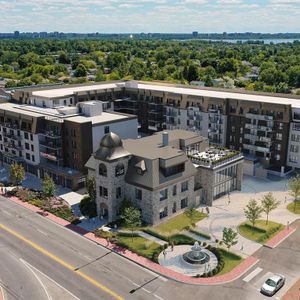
xmin=260 ymin=274 xmax=285 ymax=296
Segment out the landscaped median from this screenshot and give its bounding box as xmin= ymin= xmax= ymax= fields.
xmin=287 ymin=201 xmax=300 ymax=215
xmin=238 ymin=220 xmax=284 ymax=244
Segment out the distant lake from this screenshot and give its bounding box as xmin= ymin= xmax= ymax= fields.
xmin=196 ymin=38 xmax=299 ymax=44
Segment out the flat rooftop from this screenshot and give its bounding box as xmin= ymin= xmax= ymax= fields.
xmin=0 ymin=102 xmax=134 ymax=125
xmin=136 ymin=82 xmax=300 ymax=108
xmin=31 ymin=82 xmax=124 ymax=99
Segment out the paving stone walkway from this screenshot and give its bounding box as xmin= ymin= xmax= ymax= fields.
xmin=3 ymin=193 xmax=260 ymax=285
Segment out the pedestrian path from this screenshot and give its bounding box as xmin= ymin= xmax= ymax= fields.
xmin=138 ymin=231 xmax=167 ymax=245
xmin=4 ymin=193 xmax=260 ymax=285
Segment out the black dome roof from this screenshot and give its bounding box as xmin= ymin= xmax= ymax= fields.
xmin=100 ymin=132 xmax=122 ymax=148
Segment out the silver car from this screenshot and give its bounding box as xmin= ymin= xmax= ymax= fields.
xmin=260 ymin=274 xmax=285 ymax=296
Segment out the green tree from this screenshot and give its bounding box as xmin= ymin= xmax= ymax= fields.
xmin=74 ymin=64 xmax=87 ymax=77
xmin=244 ymin=199 xmax=263 ymax=228
xmin=122 ymin=207 xmax=141 ymax=242
xmin=79 ymin=196 xmax=97 ymax=218
xmin=58 ymin=51 xmax=70 ymax=64
xmin=222 ymin=227 xmax=238 ymax=251
xmin=288 ymin=176 xmax=300 ymax=212
xmin=9 ymin=163 xmax=25 ymax=187
xmin=86 ymin=176 xmax=96 ymax=201
xmin=261 ymin=192 xmax=280 ymax=224
xmin=42 ymin=174 xmax=55 ymax=197
xmin=184 ymin=207 xmax=199 ymax=227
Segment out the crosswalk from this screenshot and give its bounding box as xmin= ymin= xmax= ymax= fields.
xmin=242 ymin=267 xmax=288 ymax=299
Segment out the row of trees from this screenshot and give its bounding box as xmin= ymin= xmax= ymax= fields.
xmin=9 ymin=162 xmax=55 ymax=197
xmin=1 ymin=39 xmax=300 ymax=94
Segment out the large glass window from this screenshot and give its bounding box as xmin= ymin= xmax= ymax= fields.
xmin=99 ymin=186 xmax=108 ymax=198
xmin=159 ymin=207 xmax=168 ymax=219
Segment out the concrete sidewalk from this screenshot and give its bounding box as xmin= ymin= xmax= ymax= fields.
xmin=196 ymin=175 xmax=299 ymax=257
xmin=5 ymin=193 xmax=259 ymax=286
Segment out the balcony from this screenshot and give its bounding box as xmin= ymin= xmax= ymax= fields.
xmin=39 ymin=131 xmax=61 ymax=139
xmin=39 ymin=140 xmax=62 ymax=150
xmin=243 ymin=144 xmax=270 ymax=153
xmin=3 ymin=132 xmax=22 ymax=141
xmin=4 ymin=142 xmax=23 ymax=151
xmin=2 ymin=123 xmax=19 ymax=130
xmin=246 ymin=113 xmax=273 ymax=121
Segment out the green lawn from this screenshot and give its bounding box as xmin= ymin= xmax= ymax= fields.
xmin=218 ymin=249 xmax=243 ymax=275
xmin=287 ymin=201 xmax=300 ymax=215
xmin=117 ymin=236 xmax=162 ymax=260
xmin=238 ymin=220 xmax=284 ymax=243
xmin=154 ymin=211 xmax=207 ymax=234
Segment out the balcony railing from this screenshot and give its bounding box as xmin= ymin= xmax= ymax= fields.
xmin=189 ymin=152 xmax=243 ymax=169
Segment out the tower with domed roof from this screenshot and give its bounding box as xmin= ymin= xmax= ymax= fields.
xmin=93 ymin=132 xmax=131 ymax=222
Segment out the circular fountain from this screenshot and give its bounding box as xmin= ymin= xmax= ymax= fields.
xmin=182 ymin=242 xmax=210 ymax=265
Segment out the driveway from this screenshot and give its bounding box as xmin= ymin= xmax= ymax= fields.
xmin=196 ymin=175 xmax=299 ymax=257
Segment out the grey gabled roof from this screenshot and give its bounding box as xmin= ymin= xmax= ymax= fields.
xmin=85 ymin=155 xmax=96 ymax=170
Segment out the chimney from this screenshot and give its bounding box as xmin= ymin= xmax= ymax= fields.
xmin=162 ymin=131 xmax=169 ymax=147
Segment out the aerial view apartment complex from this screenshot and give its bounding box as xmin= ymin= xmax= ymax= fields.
xmin=0 ymin=92 xmax=137 ymax=189
xmin=8 ymin=80 xmax=300 ymax=177
xmin=86 ymin=130 xmax=243 ymax=224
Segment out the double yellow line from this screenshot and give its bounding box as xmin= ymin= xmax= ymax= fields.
xmin=0 ymin=224 xmax=124 ymax=300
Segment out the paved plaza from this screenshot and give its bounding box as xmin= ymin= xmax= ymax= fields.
xmin=158 ymin=245 xmax=218 ymax=276
xmin=196 ymin=175 xmax=300 ymax=257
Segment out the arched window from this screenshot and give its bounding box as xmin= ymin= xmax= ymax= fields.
xmin=115 ymin=163 xmax=125 ymax=177
xmin=99 ymin=163 xmax=107 ymax=177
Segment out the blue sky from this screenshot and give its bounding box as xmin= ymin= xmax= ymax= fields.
xmin=0 ymin=0 xmax=300 ymax=33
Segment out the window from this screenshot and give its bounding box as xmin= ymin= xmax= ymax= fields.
xmin=99 ymin=186 xmax=108 ymax=198
xmin=181 ymin=198 xmax=188 ymax=209
xmin=30 ymin=134 xmax=33 ymax=141
xmin=290 ymin=144 xmax=299 ymax=153
xmin=159 ymin=188 xmax=168 ymax=201
xmin=104 ymin=126 xmax=110 ymax=134
xmin=159 ymin=207 xmax=168 ymax=219
xmin=135 ymin=188 xmax=142 ymax=200
xmin=116 ymin=187 xmax=122 ymax=199
xmin=24 ymin=132 xmax=29 ymax=139
xmin=115 ymin=163 xmax=125 ymax=177
xmin=161 ymin=164 xmax=184 ymax=177
xmin=276 ymin=144 xmax=281 ymax=151
xmin=276 ymin=133 xmax=282 ymax=141
xmin=181 ymin=181 xmax=188 ymax=192
xmin=26 ymin=153 xmax=30 ymax=160
xmin=291 ymin=134 xmax=300 ymax=142
xmin=25 ymin=143 xmax=29 ymax=150
xmin=172 ymin=185 xmax=177 ymax=196
xmin=32 ymin=155 xmax=35 ymax=162
xmin=31 ymin=144 xmax=34 ymax=151
xmin=99 ymin=163 xmax=107 ymax=177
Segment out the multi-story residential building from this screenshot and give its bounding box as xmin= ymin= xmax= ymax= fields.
xmin=11 ymin=80 xmax=300 ymax=176
xmin=85 ymin=130 xmax=243 ymax=224
xmin=0 ymin=100 xmax=137 ymax=189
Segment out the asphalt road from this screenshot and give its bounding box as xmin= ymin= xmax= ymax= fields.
xmin=0 ymin=196 xmax=299 ymax=300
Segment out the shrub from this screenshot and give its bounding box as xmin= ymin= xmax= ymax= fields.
xmin=169 ymin=234 xmax=195 ymax=245
xmin=117 ymin=231 xmax=140 ymax=238
xmin=28 ymin=199 xmax=44 ymax=207
xmin=188 ymin=228 xmax=211 ymax=240
xmin=142 ymin=228 xmax=169 ymax=241
xmin=79 ymin=195 xmax=97 ymax=218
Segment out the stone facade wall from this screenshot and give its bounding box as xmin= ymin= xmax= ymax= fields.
xmin=125 ymin=176 xmax=196 ymax=225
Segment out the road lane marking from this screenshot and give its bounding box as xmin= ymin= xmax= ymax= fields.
xmin=0 ymin=224 xmax=124 ymax=300
xmin=20 ymin=259 xmax=51 ymax=300
xmin=20 ymin=259 xmax=79 ymax=300
xmin=243 ymin=267 xmax=263 ymax=283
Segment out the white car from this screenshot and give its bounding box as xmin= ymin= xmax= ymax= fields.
xmin=260 ymin=274 xmax=285 ymax=296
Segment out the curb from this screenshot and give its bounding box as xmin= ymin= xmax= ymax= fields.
xmin=3 ymin=194 xmax=259 ymax=286
xmin=264 ymin=227 xmax=296 ymax=249
xmin=0 ymin=285 xmax=5 ymax=300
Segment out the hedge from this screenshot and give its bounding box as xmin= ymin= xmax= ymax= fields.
xmin=188 ymin=228 xmax=211 ymax=240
